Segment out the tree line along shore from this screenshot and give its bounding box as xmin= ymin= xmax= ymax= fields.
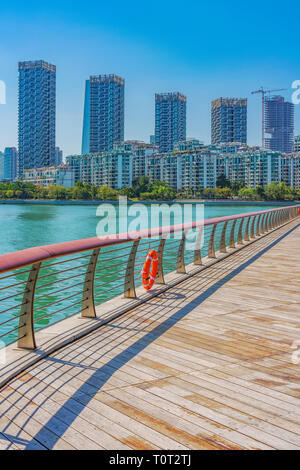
xmin=0 ymin=176 xmax=299 ymax=202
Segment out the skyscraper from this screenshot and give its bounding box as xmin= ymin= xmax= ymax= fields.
xmin=211 ymin=97 xmax=247 ymax=145
xmin=155 ymin=92 xmax=186 ymax=153
xmin=55 ymin=147 xmax=63 ymax=166
xmin=18 ymin=60 xmax=56 ymax=174
xmin=264 ymin=95 xmax=294 ymax=154
xmin=82 ymin=74 xmax=124 ymax=154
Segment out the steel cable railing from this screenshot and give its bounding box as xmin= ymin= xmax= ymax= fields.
xmin=0 ymin=205 xmax=298 ymax=349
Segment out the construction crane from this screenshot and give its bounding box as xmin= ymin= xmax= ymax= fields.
xmin=251 ymin=87 xmax=287 ymax=148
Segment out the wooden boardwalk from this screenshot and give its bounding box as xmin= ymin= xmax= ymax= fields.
xmin=0 ymin=219 xmax=300 ymax=450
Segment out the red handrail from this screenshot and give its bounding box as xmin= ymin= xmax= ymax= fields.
xmin=0 ymin=205 xmax=299 ymax=275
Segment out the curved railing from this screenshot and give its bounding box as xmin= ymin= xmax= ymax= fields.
xmin=0 ymin=205 xmax=299 ymax=350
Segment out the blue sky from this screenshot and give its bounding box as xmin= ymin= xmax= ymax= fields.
xmin=0 ymin=0 xmax=299 ymax=156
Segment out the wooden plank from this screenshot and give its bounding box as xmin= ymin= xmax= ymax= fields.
xmin=0 ymin=219 xmax=299 ymax=450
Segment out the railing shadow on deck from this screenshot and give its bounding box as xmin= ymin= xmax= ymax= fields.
xmin=0 ymin=221 xmax=299 ymax=450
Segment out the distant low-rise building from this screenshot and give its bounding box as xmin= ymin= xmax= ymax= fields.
xmin=55 ymin=147 xmax=63 ymax=166
xmin=0 ymin=151 xmax=4 ymax=180
xmin=294 ymin=135 xmax=300 ymax=152
xmin=3 ymin=147 xmax=18 ymax=182
xmin=23 ymin=165 xmax=74 ymax=188
xmin=66 ymin=150 xmax=133 ymax=189
xmin=174 ymin=139 xmax=204 ymax=152
xmin=65 ymin=141 xmax=300 ymax=192
xmin=281 ymin=153 xmax=300 ymax=189
xmin=114 ymin=141 xmax=158 ymax=182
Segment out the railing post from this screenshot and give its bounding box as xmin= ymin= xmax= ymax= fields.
xmin=256 ymin=214 xmax=262 ymax=236
xmin=250 ymin=215 xmax=256 ymax=239
xmin=237 ymin=218 xmax=244 ymax=244
xmin=18 ymin=262 xmax=41 ymax=349
xmin=124 ymin=239 xmax=140 ymax=298
xmin=244 ymin=216 xmax=250 ymax=242
xmin=271 ymin=211 xmax=275 ymax=228
xmin=269 ymin=212 xmax=274 ymax=230
xmin=156 ymin=237 xmax=166 ymax=284
xmin=229 ymin=219 xmax=237 ymax=248
xmin=267 ymin=212 xmax=273 ymax=232
xmin=220 ymin=221 xmax=228 ymax=253
xmin=208 ymin=224 xmax=217 ymax=258
xmin=194 ymin=225 xmax=203 ymax=265
xmin=81 ymin=248 xmax=100 ymax=318
xmin=177 ymin=231 xmax=186 ymax=273
xmin=261 ymin=213 xmax=267 ymax=234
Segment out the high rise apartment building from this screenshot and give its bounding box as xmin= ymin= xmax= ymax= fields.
xmin=18 ymin=60 xmax=56 ymax=174
xmin=155 ymin=92 xmax=186 ymax=153
xmin=264 ymin=96 xmax=294 ymax=154
xmin=211 ymin=97 xmax=247 ymax=145
xmin=82 ymin=74 xmax=124 ymax=154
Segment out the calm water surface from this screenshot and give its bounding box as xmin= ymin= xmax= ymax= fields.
xmin=0 ymin=201 xmax=287 ymax=255
xmin=0 ymin=201 xmax=287 ymax=345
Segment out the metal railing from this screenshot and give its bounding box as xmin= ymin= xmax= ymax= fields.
xmin=0 ymin=205 xmax=299 ymax=350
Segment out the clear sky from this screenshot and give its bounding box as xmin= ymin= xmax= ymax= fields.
xmin=0 ymin=0 xmax=299 ymax=156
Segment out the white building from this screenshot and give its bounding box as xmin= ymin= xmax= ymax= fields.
xmin=23 ymin=165 xmax=75 ymax=188
xmin=66 ymin=150 xmax=133 ymax=189
xmin=281 ymin=154 xmax=300 ymax=189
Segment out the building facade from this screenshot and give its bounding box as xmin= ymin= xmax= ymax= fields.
xmin=3 ymin=147 xmax=18 ymax=182
xmin=66 ymin=150 xmax=132 ymax=189
xmin=155 ymin=92 xmax=186 ymax=153
xmin=55 ymin=147 xmax=63 ymax=166
xmin=294 ymin=135 xmax=300 ymax=152
xmin=211 ymin=97 xmax=247 ymax=145
xmin=0 ymin=152 xmax=4 ymax=180
xmin=18 ymin=60 xmax=56 ymax=175
xmin=264 ymin=95 xmax=294 ymax=154
xmin=23 ymin=165 xmax=75 ymax=188
xmin=113 ymin=140 xmax=158 ymax=182
xmin=65 ymin=142 xmax=300 ymax=192
xmin=281 ymin=154 xmax=300 ymax=189
xmin=82 ymin=74 xmax=125 ymax=154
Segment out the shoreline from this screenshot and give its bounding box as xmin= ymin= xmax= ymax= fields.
xmin=0 ymin=198 xmax=297 ymax=206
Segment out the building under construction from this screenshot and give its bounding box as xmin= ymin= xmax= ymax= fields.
xmin=264 ymin=95 xmax=294 ymax=154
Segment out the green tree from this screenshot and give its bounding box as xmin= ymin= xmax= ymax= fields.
xmin=216 ymin=174 xmax=231 ymax=188
xmin=97 ymin=185 xmax=118 ymax=200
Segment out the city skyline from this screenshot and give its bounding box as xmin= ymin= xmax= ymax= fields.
xmin=1 ymin=1 xmax=300 ymax=155
xmin=2 ymin=59 xmax=298 ymax=158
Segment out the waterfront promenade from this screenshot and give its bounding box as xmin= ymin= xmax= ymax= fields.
xmin=0 ymin=216 xmax=299 ymax=449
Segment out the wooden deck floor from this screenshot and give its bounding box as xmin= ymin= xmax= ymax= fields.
xmin=0 ymin=220 xmax=300 ymax=450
